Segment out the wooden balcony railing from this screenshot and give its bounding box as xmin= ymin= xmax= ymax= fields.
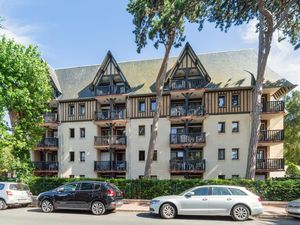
xmin=170 ymin=105 xmax=205 ymax=117
xmin=258 ymin=130 xmax=284 ymax=142
xmin=94 ymin=161 xmax=127 ymax=171
xmin=256 ymin=158 xmax=284 ymax=170
xmin=37 ymin=137 xmax=59 ymax=148
xmin=43 ymin=113 xmax=58 ymax=123
xmin=170 ymin=159 xmax=206 ymax=172
xmin=95 ymin=109 xmax=126 ymax=121
xmin=169 ymin=79 xmax=206 ymax=91
xmin=33 ymin=161 xmax=59 ymax=171
xmin=170 ymin=133 xmax=206 ymax=145
xmin=262 ymin=101 xmax=285 ymax=113
xmin=94 ymin=135 xmax=127 ymax=146
xmin=95 ymin=85 xmax=128 ymax=96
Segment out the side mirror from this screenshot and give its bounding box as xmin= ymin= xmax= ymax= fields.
xmin=185 ymin=192 xmax=195 ymax=198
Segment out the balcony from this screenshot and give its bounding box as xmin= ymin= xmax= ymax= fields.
xmin=94 ymin=161 xmax=127 ymax=172
xmin=33 ymin=161 xmax=59 ymax=172
xmin=94 ymin=135 xmax=126 ymax=148
xmin=169 ymin=79 xmax=206 ymax=91
xmin=258 ymin=130 xmax=284 ymax=143
xmin=256 ymin=158 xmax=284 ymax=171
xmin=170 ymin=133 xmax=206 ymax=148
xmin=95 ymin=109 xmax=126 ymax=122
xmin=170 ymin=105 xmax=205 ymax=117
xmin=36 ymin=137 xmax=58 ymax=150
xmin=170 ymin=159 xmax=206 ymax=173
xmin=95 ymin=85 xmax=128 ymax=96
xmin=262 ymin=101 xmax=284 ymax=113
xmin=43 ymin=113 xmax=58 ymax=123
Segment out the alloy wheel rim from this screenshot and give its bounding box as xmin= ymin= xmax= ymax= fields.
xmin=42 ymin=201 xmax=52 ymax=212
xmin=234 ymin=206 xmax=248 ymax=220
xmin=163 ymin=204 xmax=175 ymax=218
xmin=0 ymin=200 xmax=4 ymax=209
xmin=92 ymin=202 xmax=104 ymax=215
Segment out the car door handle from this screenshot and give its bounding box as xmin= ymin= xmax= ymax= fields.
xmin=202 ymin=198 xmax=208 ymax=201
xmin=227 ymin=198 xmax=232 ymax=201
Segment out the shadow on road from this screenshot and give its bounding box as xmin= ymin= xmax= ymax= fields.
xmin=136 ymin=212 xmax=254 ymax=221
xmin=26 ymin=208 xmax=115 ymax=216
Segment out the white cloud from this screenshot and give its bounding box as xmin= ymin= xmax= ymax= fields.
xmin=240 ymin=20 xmax=300 ymax=90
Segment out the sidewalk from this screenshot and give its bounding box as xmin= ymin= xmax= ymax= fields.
xmin=117 ymin=200 xmax=288 ymax=218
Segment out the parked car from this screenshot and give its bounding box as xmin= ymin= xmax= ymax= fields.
xmin=0 ymin=182 xmax=33 ymax=210
xmin=286 ymin=199 xmax=300 ymax=218
xmin=149 ymin=185 xmax=263 ymax=221
xmin=37 ymin=181 xmax=123 ymax=215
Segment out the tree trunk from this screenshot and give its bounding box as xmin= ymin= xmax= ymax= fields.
xmin=246 ymin=0 xmax=273 ymax=179
xmin=144 ymin=34 xmax=175 ymax=178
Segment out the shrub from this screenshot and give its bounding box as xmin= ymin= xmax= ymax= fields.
xmin=286 ymin=163 xmax=300 ymax=178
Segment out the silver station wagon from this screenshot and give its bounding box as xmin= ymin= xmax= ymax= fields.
xmin=150 ymin=185 xmax=263 ymax=221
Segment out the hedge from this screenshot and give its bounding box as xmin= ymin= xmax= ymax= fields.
xmin=1 ymin=177 xmax=300 ymax=201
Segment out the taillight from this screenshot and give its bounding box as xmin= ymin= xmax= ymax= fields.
xmin=258 ymin=197 xmax=262 ymax=202
xmin=106 ymin=189 xmax=116 ymax=197
xmin=6 ymin=191 xmax=13 ymax=196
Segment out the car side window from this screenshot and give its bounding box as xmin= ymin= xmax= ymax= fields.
xmin=229 ymin=188 xmax=247 ymax=196
xmin=212 ymin=187 xmax=231 ymax=196
xmin=193 ymin=187 xmax=209 ymax=196
xmin=80 ymin=183 xmax=94 ymax=191
xmin=63 ymin=183 xmax=77 ymax=192
xmin=0 ymin=183 xmax=4 ymax=190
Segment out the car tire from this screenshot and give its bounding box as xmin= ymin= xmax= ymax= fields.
xmin=41 ymin=199 xmax=54 ymax=213
xmin=91 ymin=201 xmax=106 ymax=215
xmin=159 ymin=203 xmax=177 ymax=219
xmin=0 ymin=199 xmax=7 ymax=210
xmin=231 ymin=204 xmax=250 ymax=221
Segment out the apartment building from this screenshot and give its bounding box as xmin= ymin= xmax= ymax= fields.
xmin=30 ymin=43 xmax=295 ymax=180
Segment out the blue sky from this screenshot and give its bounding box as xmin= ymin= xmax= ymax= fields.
xmin=0 ymin=0 xmax=299 ymax=87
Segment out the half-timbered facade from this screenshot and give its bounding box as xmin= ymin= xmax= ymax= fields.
xmin=31 ymin=43 xmax=295 ymax=180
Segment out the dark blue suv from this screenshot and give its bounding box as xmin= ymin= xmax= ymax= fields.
xmin=37 ymin=181 xmax=123 ymax=215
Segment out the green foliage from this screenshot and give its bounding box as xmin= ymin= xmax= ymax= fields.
xmin=127 ymin=0 xmax=208 ymax=52
xmin=12 ymin=177 xmax=300 ymax=201
xmin=285 ymin=91 xmax=300 ymax=165
xmin=0 ymin=37 xmax=52 ymax=177
xmin=286 ymin=163 xmax=300 ymax=178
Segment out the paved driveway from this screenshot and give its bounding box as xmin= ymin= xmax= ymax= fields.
xmin=0 ymin=207 xmax=299 ymax=225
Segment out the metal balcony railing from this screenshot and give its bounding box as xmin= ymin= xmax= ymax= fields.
xmin=94 ymin=161 xmax=127 ymax=171
xmin=256 ymin=158 xmax=284 ymax=170
xmin=170 ymin=105 xmax=205 ymax=117
xmin=95 ymin=85 xmax=128 ymax=96
xmin=169 ymin=79 xmax=206 ymax=91
xmin=258 ymin=130 xmax=284 ymax=142
xmin=33 ymin=161 xmax=59 ymax=171
xmin=43 ymin=113 xmax=58 ymax=123
xmin=95 ymin=109 xmax=126 ymax=120
xmin=94 ymin=135 xmax=127 ymax=146
xmin=37 ymin=137 xmax=59 ymax=148
xmin=170 ymin=159 xmax=206 ymax=171
xmin=261 ymin=101 xmax=285 ymax=113
xmin=170 ymin=133 xmax=206 ymax=144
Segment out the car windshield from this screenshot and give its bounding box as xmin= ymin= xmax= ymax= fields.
xmin=179 ymin=187 xmax=195 ymax=196
xmin=9 ymin=183 xmax=29 ymax=191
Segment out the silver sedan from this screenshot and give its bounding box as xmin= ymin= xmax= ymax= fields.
xmin=149 ymin=185 xmax=263 ymax=221
xmin=286 ymin=199 xmax=300 ymax=218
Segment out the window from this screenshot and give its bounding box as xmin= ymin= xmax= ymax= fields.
xmin=229 ymin=188 xmax=247 ymax=196
xmin=79 ymin=104 xmax=85 ymax=116
xmin=80 ymin=182 xmax=94 ymax=191
xmin=94 ymin=184 xmax=102 ymax=190
xmin=62 ymin=183 xmax=77 ymax=191
xmin=218 ymin=175 xmax=225 ymax=179
xmin=70 ymin=128 xmax=75 ymax=138
xmin=69 ymin=175 xmax=75 ymax=178
xmin=232 ymin=148 xmax=239 ymax=160
xmin=232 ymin=94 xmax=240 ymax=107
xmin=0 ymin=183 xmax=4 ymax=190
xmin=232 ymin=121 xmax=239 ymax=133
xmin=139 ymin=150 xmax=145 ymax=161
xmin=69 ymin=152 xmax=75 ymax=162
xmin=80 ymin=128 xmax=85 ymax=138
xmin=138 ymin=100 xmax=146 ymax=112
xmin=218 ymin=95 xmax=226 ymax=107
xmin=212 ymin=187 xmax=231 ymax=195
xmin=79 ymin=175 xmax=85 ymax=178
xmin=218 ymin=122 xmax=225 ymax=133
xmin=218 ymin=149 xmax=225 ymax=160
xmin=68 ymin=104 xmax=75 ymax=116
xmin=150 ymin=99 xmax=156 ymax=112
xmin=153 ymin=150 xmax=157 ymax=161
xmin=139 ymin=175 xmax=157 ymax=179
xmin=193 ymin=187 xmax=209 ymax=196
xmin=138 ymin=125 xmax=145 ymax=136
xmin=232 ymin=175 xmax=239 ymax=179
xmin=80 ymin=151 xmax=85 ymax=162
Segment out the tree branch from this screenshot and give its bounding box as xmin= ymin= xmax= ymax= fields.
xmin=273 ymin=0 xmax=297 ymax=30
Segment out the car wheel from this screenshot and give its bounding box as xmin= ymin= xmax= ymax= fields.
xmin=0 ymin=199 xmax=7 ymax=210
xmin=41 ymin=199 xmax=54 ymax=213
xmin=231 ymin=204 xmax=250 ymax=221
xmin=160 ymin=203 xmax=177 ymax=219
xmin=91 ymin=201 xmax=106 ymax=215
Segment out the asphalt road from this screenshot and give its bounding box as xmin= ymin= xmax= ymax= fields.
xmin=0 ymin=207 xmax=299 ymax=225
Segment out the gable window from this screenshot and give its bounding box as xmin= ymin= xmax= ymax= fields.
xmin=70 ymin=128 xmax=75 ymax=138
xmin=69 ymin=152 xmax=75 ymax=162
xmin=80 ymin=151 xmax=85 ymax=162
xmin=218 ymin=149 xmax=225 ymax=160
xmin=150 ymin=99 xmax=157 ymax=112
xmin=138 ymin=100 xmax=146 ymax=112
xmin=139 ymin=150 xmax=145 ymax=161
xmin=218 ymin=122 xmax=225 ymax=133
xmin=68 ymin=104 xmax=75 ymax=116
xmin=232 ymin=148 xmax=239 ymax=160
xmin=80 ymin=128 xmax=85 ymax=138
xmin=232 ymin=121 xmax=239 ymax=133
xmin=138 ymin=125 xmax=145 ymax=136
xmin=218 ymin=95 xmax=226 ymax=108
xmin=232 ymin=94 xmax=240 ymax=107
xmin=79 ymin=104 xmax=85 ymax=116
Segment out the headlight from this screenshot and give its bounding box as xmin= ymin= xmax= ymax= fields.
xmin=150 ymin=200 xmax=160 ymax=204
